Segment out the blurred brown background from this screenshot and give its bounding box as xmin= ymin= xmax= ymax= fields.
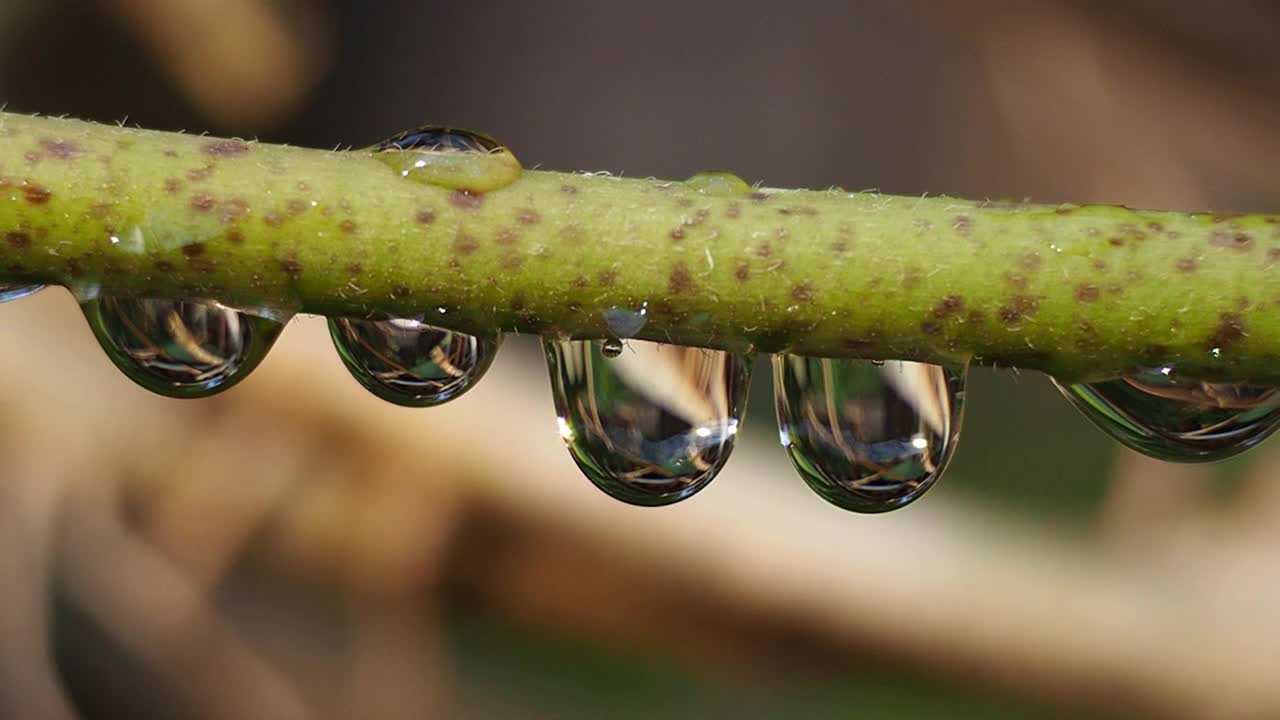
xmin=3 ymin=1 xmax=1280 ymax=718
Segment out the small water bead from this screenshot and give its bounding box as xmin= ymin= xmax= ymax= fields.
xmin=82 ymin=296 xmax=285 ymax=398
xmin=600 ymin=338 xmax=625 ymax=358
xmin=685 ymin=171 xmax=751 ymax=197
xmin=0 ymin=284 xmax=43 ymax=303
xmin=328 ymin=316 xmax=500 ymax=407
xmin=774 ymin=356 xmax=966 ymax=513
xmin=1053 ymin=367 xmax=1280 ymax=462
xmin=602 ymin=302 xmax=648 ymax=339
xmin=544 ymin=339 xmax=751 ymax=506
xmin=372 ymin=125 xmax=521 ymax=192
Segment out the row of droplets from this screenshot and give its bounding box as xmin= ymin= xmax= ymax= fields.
xmin=4 ymin=281 xmax=1279 ymax=512
xmin=4 ymin=124 xmax=1280 ymax=513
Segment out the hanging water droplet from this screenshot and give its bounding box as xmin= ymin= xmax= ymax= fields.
xmin=371 ymin=125 xmax=521 ymax=192
xmin=1053 ymin=367 xmax=1280 ymax=462
xmin=82 ymin=296 xmax=286 ymax=398
xmin=0 ymin=284 xmax=43 ymax=303
xmin=773 ymin=356 xmax=966 ymax=513
xmin=329 ymin=316 xmax=501 ymax=407
xmin=600 ymin=338 xmax=625 ymax=358
xmin=602 ymin=301 xmax=648 ymax=339
xmin=545 ymin=339 xmax=751 ymax=506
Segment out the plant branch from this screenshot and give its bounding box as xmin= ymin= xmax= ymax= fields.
xmin=0 ymin=112 xmax=1276 ymax=382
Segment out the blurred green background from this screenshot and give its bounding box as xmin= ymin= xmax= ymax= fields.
xmin=3 ymin=1 xmax=1280 ymax=718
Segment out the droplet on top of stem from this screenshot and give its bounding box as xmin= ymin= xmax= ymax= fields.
xmin=371 ymin=126 xmax=521 ymax=192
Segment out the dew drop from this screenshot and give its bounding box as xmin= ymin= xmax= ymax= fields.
xmin=0 ymin=284 xmax=43 ymax=303
xmin=600 ymin=338 xmax=625 ymax=358
xmin=329 ymin=316 xmax=500 ymax=407
xmin=82 ymin=296 xmax=286 ymax=398
xmin=774 ymin=356 xmax=966 ymax=513
xmin=602 ymin=301 xmax=648 ymax=339
xmin=545 ymin=339 xmax=751 ymax=506
xmin=372 ymin=125 xmax=521 ymax=192
xmin=685 ymin=171 xmax=751 ymax=197
xmin=1053 ymin=367 xmax=1280 ymax=462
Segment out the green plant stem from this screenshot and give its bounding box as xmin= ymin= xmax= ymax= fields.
xmin=0 ymin=111 xmax=1277 ymax=382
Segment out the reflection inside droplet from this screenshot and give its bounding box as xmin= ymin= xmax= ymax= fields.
xmin=0 ymin=284 xmax=44 ymax=303
xmin=1054 ymin=366 xmax=1280 ymax=462
xmin=329 ymin=316 xmax=500 ymax=407
xmin=544 ymin=339 xmax=751 ymax=506
xmin=773 ymin=356 xmax=966 ymax=513
xmin=82 ymin=296 xmax=286 ymax=398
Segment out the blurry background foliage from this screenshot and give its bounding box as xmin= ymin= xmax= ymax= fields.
xmin=2 ymin=1 xmax=1280 ymax=718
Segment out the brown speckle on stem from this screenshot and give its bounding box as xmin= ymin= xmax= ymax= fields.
xmin=1210 ymin=230 xmax=1254 ymax=251
xmin=999 ymin=295 xmax=1039 ymax=324
xmin=453 ymin=233 xmax=479 ymax=255
xmin=416 ymin=209 xmax=436 ymax=224
xmin=346 ymin=262 xmax=363 ymax=275
xmin=449 ymin=190 xmax=485 ymax=210
xmin=187 ymin=164 xmax=215 ymax=182
xmin=339 ymin=219 xmax=358 ymax=235
xmin=668 ymin=262 xmax=693 ymax=293
xmin=517 ymin=208 xmax=541 ymax=225
xmin=392 ymin=285 xmax=411 ymax=299
xmin=4 ymin=231 xmax=30 ymax=249
xmin=932 ymin=295 xmax=964 ymax=318
xmin=182 ymin=243 xmax=206 ymax=258
xmin=190 ymin=193 xmax=216 ymax=212
xmin=726 ymin=202 xmax=740 ymax=219
xmin=1177 ymin=257 xmax=1199 ymax=272
xmin=40 ymin=138 xmax=81 ymax=160
xmin=219 ymin=198 xmax=249 ymax=223
xmin=560 ymin=184 xmax=578 ymax=194
xmin=280 ymin=256 xmax=303 ymax=278
xmin=748 ymin=192 xmax=769 ymax=203
xmin=734 ymin=260 xmax=751 ymax=282
xmin=286 ymin=199 xmax=308 ymax=216
xmin=21 ymin=183 xmax=51 ymax=204
xmin=204 ymin=140 xmax=250 ymax=157
xmin=1074 ymin=284 xmax=1100 ymax=303
xmin=225 ymin=229 xmax=244 ymax=245
xmin=953 ymin=215 xmax=972 ymax=237
xmin=495 ymin=228 xmax=518 ymax=246
xmin=791 ymin=284 xmax=815 ymax=303
xmin=597 ymin=269 xmax=618 ymax=287
xmin=1209 ymin=312 xmax=1247 ymax=351
xmin=920 ymin=320 xmax=941 ymax=335
xmin=670 ymin=227 xmax=686 ymax=241
xmin=164 ymin=178 xmax=183 ymax=194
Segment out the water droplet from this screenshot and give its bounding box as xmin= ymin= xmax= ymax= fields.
xmin=329 ymin=316 xmax=500 ymax=407
xmin=371 ymin=125 xmax=521 ymax=192
xmin=1053 ymin=367 xmax=1280 ymax=461
xmin=0 ymin=284 xmax=43 ymax=303
xmin=774 ymin=356 xmax=966 ymax=513
xmin=82 ymin=296 xmax=285 ymax=398
xmin=545 ymin=339 xmax=751 ymax=506
xmin=600 ymin=338 xmax=625 ymax=358
xmin=685 ymin=171 xmax=751 ymax=197
xmin=602 ymin=301 xmax=648 ymax=339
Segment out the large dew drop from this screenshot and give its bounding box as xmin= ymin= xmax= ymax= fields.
xmin=544 ymin=339 xmax=751 ymax=506
xmin=82 ymin=296 xmax=285 ymax=398
xmin=0 ymin=284 xmax=43 ymax=303
xmin=774 ymin=356 xmax=966 ymax=513
xmin=329 ymin=317 xmax=500 ymax=407
xmin=1053 ymin=368 xmax=1280 ymax=462
xmin=372 ymin=125 xmax=519 ymax=192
